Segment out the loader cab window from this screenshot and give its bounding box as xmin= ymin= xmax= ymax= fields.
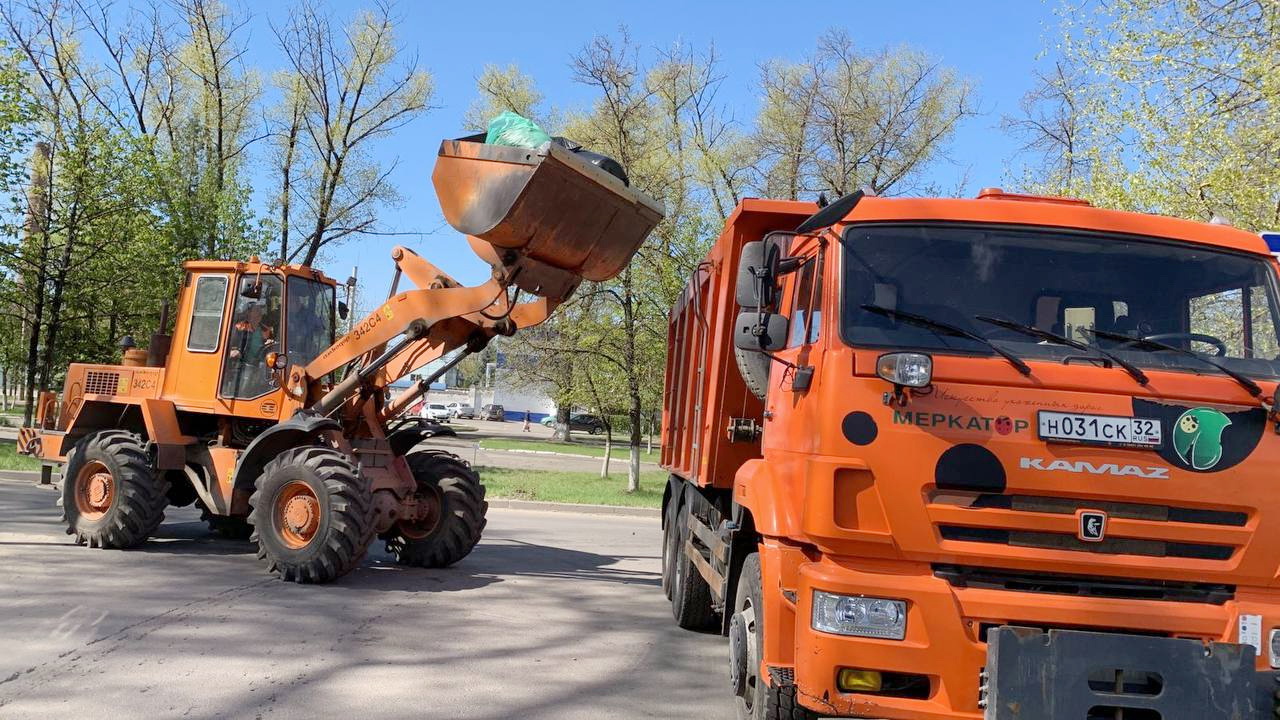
xmin=187 ymin=274 xmax=229 ymax=352
xmin=286 ymin=276 xmax=336 ymax=369
xmin=221 ymin=275 xmax=283 ymax=399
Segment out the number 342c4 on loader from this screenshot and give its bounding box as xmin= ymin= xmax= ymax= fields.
xmin=18 ymin=136 xmax=663 ymax=583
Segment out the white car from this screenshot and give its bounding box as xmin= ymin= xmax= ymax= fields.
xmin=447 ymin=402 xmax=476 ymax=419
xmin=422 ymin=403 xmax=451 ymax=422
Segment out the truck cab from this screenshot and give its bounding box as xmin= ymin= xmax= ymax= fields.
xmin=661 ymin=190 xmax=1280 ymax=718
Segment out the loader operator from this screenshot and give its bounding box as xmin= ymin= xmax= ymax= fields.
xmin=222 ymin=300 xmax=277 ymax=398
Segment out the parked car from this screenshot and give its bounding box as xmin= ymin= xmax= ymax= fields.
xmin=568 ymin=413 xmax=607 ymax=435
xmin=447 ymin=403 xmax=476 ymax=419
xmin=542 ymin=413 xmax=608 ymax=434
xmin=422 ymin=403 xmax=451 ymax=422
xmin=480 ymin=404 xmax=505 ymax=421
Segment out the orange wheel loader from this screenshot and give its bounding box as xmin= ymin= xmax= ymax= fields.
xmin=18 ymin=136 xmax=663 ymax=583
xmin=660 ymin=188 xmax=1280 ymax=718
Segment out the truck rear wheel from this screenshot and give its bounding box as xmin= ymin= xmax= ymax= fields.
xmin=249 ymin=447 xmax=374 ymax=583
xmin=383 ymin=451 xmax=487 ymax=568
xmin=661 ymin=500 xmax=678 ymax=599
xmin=61 ymin=430 xmax=169 ymax=548
xmin=670 ymin=492 xmax=718 ymax=630
xmin=732 ymin=552 xmax=817 ymax=720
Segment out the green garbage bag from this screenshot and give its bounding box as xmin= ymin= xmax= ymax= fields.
xmin=484 ymin=111 xmax=551 ymax=149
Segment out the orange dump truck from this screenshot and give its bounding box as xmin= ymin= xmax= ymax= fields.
xmin=660 ymin=189 xmax=1280 ymax=719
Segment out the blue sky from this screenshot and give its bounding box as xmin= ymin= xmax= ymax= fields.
xmin=242 ymin=0 xmax=1059 ymax=301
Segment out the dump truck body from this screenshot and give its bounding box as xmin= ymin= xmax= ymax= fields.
xmin=661 ymin=190 xmax=1280 ymax=718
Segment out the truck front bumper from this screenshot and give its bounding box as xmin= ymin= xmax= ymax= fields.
xmin=783 ymin=555 xmax=1280 ymax=719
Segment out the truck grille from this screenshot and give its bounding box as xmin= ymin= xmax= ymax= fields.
xmin=84 ymin=370 xmax=122 ymax=396
xmin=928 ymin=490 xmax=1246 ymax=563
xmin=934 ymin=564 xmax=1234 ymax=605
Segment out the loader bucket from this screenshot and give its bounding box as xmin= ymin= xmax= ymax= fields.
xmin=433 ymin=135 xmax=665 ymax=299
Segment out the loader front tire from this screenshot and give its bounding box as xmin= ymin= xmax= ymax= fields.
xmin=62 ymin=430 xmax=169 ymax=548
xmin=249 ymin=447 xmax=374 ymax=583
xmin=384 ymin=451 xmax=487 ymax=568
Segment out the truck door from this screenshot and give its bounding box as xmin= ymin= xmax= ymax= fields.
xmin=768 ymin=243 xmax=825 ymax=426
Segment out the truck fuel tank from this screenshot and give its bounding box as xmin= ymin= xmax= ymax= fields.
xmin=433 ymin=135 xmax=665 ymax=299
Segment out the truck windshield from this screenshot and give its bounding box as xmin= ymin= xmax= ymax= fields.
xmin=841 ymin=224 xmax=1280 ymax=379
xmin=286 ymin=276 xmax=336 ymax=369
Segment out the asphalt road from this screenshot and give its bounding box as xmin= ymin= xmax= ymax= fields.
xmin=0 ymin=477 xmax=733 ymax=719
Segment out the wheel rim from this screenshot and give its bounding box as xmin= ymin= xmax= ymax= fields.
xmin=74 ymin=460 xmax=115 ymax=520
xmin=398 ymin=481 xmax=444 ymax=540
xmin=737 ymin=599 xmax=759 ymax=711
xmin=274 ymin=481 xmax=322 ymax=549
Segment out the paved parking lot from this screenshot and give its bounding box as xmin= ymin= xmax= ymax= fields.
xmin=0 ymin=477 xmax=733 ymax=719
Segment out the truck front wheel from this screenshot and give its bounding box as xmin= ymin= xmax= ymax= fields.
xmin=249 ymin=447 xmax=374 ymax=583
xmin=732 ymin=552 xmax=817 ymax=720
xmin=61 ymin=430 xmax=169 ymax=548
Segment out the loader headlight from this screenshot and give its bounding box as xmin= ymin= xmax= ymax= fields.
xmin=876 ymin=352 xmax=932 ymax=388
xmin=812 ymin=591 xmax=907 ymax=640
xmin=1269 ymin=628 xmax=1280 ymax=669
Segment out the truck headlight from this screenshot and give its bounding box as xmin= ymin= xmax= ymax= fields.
xmin=876 ymin=352 xmax=932 ymax=388
xmin=812 ymin=591 xmax=907 ymax=640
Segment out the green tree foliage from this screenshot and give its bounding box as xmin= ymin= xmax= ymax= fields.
xmin=1008 ymin=0 xmax=1280 ymax=230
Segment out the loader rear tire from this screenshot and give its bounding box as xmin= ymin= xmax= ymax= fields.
xmin=61 ymin=430 xmax=168 ymax=549
xmin=733 ymin=552 xmax=818 ymax=720
xmin=383 ymin=451 xmax=487 ymax=568
xmin=670 ymin=493 xmax=718 ymax=630
xmin=249 ymin=447 xmax=374 ymax=583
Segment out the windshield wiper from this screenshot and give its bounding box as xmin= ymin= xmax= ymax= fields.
xmin=861 ymin=304 xmax=1031 ymax=376
xmin=975 ymin=315 xmax=1149 ymax=386
xmin=1083 ymin=327 xmax=1262 ymax=398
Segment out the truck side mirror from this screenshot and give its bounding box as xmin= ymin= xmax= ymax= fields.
xmin=734 ymin=311 xmax=789 ymax=352
xmin=736 ymin=241 xmax=767 ymax=306
xmin=337 ymin=301 xmax=349 ymax=320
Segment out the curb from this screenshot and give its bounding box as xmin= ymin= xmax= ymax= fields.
xmin=480 ymin=446 xmax=662 ymax=465
xmin=488 ymin=498 xmax=659 ymax=517
xmin=0 ymin=472 xmax=658 ymax=517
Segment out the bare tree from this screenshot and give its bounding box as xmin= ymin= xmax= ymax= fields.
xmin=751 ymin=30 xmax=976 ymax=199
xmin=273 ymin=0 xmax=434 ymax=267
xmin=1002 ymin=62 xmax=1087 ymax=190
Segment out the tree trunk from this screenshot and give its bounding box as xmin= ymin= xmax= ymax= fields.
xmin=627 ymin=384 xmax=642 ymax=493
xmin=553 ymin=405 xmax=573 ymax=442
xmin=21 ymin=142 xmax=53 ymax=428
xmin=39 ymin=226 xmax=76 ymax=395
xmin=600 ymin=421 xmax=612 ymax=478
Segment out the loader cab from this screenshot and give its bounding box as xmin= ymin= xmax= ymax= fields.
xmin=165 ymin=260 xmax=337 ymax=419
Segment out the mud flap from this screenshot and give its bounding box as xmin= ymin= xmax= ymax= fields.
xmin=984 ymin=626 xmax=1264 ymax=719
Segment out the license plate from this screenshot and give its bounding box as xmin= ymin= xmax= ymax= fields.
xmin=1038 ymin=411 xmax=1162 ymax=447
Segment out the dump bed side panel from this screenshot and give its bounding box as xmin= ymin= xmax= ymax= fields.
xmin=661 ymin=199 xmax=816 ymax=488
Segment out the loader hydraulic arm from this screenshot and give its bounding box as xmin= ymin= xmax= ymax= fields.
xmin=298 ymin=245 xmax=562 ymax=422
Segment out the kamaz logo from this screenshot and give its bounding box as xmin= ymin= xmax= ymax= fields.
xmin=1019 ymin=457 xmax=1169 ymax=479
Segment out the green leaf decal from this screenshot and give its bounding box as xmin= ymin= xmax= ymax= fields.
xmin=1172 ymin=408 xmax=1231 ymax=470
